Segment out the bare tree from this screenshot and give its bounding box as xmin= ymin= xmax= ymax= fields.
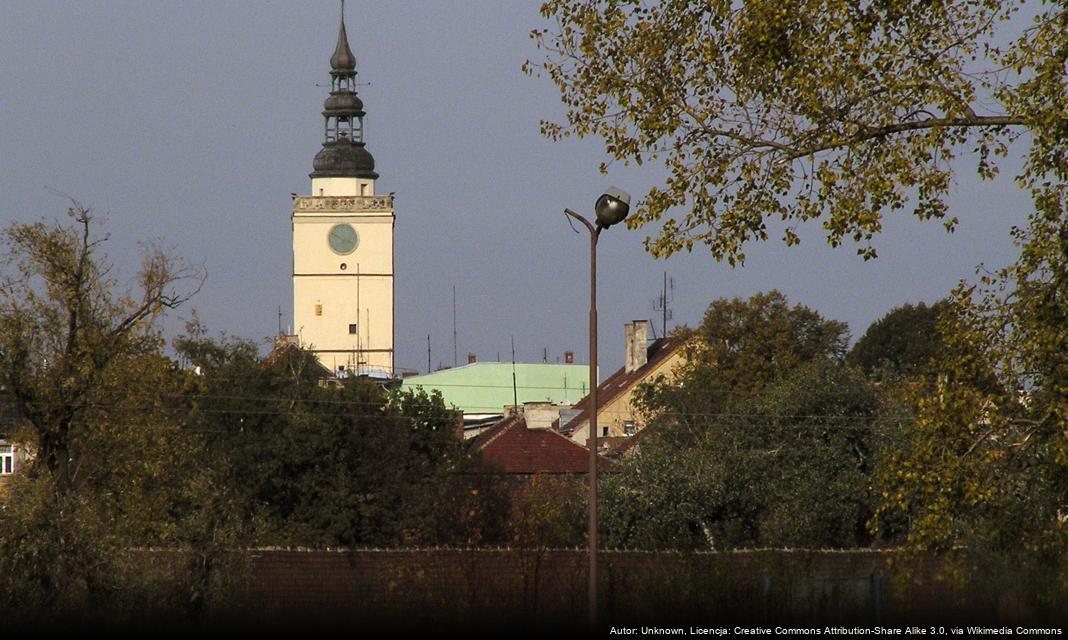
xmin=0 ymin=204 xmax=203 ymax=495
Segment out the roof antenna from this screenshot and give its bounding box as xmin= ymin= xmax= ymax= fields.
xmin=652 ymin=271 xmax=675 ymax=338
xmin=511 ymin=335 xmax=519 ymax=409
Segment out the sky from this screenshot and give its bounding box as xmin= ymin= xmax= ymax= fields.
xmin=0 ymin=0 xmax=1037 ymax=376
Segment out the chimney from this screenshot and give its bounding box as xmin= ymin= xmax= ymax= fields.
xmin=624 ymin=320 xmax=649 ymax=373
xmin=564 ymin=350 xmax=574 ymax=364
xmin=624 ymin=322 xmax=635 ymax=372
xmin=467 ymin=353 xmax=477 ymax=364
xmin=275 ymin=333 xmax=300 ymax=348
xmin=524 ymin=402 xmax=561 ymax=429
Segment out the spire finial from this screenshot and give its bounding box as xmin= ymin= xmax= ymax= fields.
xmin=331 ymin=0 xmax=356 ymax=71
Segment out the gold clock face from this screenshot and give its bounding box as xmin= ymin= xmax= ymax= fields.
xmin=328 ymin=224 xmax=359 ymax=254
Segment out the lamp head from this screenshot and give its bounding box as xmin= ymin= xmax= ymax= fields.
xmin=595 ymin=187 xmax=631 ymax=228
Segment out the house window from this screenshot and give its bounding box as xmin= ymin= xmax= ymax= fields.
xmin=602 ymin=426 xmax=609 ymax=437
xmin=624 ymin=420 xmax=636 ymax=436
xmin=558 ymin=408 xmax=580 ymax=430
xmin=0 ymin=445 xmax=14 ymax=475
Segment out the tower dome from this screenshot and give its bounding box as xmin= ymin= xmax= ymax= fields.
xmin=311 ymin=4 xmax=377 ymax=180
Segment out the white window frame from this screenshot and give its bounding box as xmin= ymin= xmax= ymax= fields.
xmin=0 ymin=445 xmax=15 ymax=476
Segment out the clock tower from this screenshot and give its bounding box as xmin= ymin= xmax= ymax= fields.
xmin=292 ymin=7 xmax=394 ymax=376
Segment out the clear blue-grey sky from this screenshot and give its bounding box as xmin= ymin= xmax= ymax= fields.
xmin=0 ymin=1 xmax=1034 ymax=375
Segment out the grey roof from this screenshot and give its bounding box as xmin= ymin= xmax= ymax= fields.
xmin=311 ymin=7 xmax=378 ymax=180
xmin=312 ymin=141 xmax=378 ymax=179
xmin=323 ymin=92 xmax=364 ymax=115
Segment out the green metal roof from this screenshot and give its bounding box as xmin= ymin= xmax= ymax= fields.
xmin=400 ymin=362 xmax=592 ymax=414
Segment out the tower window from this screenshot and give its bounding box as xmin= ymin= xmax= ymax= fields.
xmin=315 ymin=304 xmax=323 ymax=316
xmin=348 ymin=324 xmax=358 ymax=335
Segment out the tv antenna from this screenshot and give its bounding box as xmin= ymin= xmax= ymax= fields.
xmin=652 ymin=272 xmax=675 ymax=338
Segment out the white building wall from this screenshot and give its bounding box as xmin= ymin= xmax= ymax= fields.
xmin=292 ymin=184 xmax=394 ymax=376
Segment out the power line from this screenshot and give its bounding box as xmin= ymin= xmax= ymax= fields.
xmin=0 ymin=398 xmax=913 ymax=427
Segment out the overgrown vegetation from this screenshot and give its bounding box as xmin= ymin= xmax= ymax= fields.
xmin=528 ymin=0 xmax=1068 ymax=603
xmin=2 ymin=202 xmax=1066 ymax=620
xmin=4 ymin=0 xmax=1068 ymax=620
xmin=0 ymin=209 xmax=509 ymax=623
xmin=602 ymin=293 xmax=885 ymax=550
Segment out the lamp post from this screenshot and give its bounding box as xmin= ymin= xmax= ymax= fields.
xmin=565 ymin=186 xmax=630 ymax=634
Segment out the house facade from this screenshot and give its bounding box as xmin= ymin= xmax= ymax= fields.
xmin=562 ymin=320 xmax=686 ymax=447
xmin=0 ymin=387 xmax=23 ymax=489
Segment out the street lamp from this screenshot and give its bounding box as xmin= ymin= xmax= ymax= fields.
xmin=565 ymin=186 xmax=631 ymax=633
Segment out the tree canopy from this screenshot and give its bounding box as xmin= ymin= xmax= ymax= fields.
xmin=872 ymin=212 xmax=1068 ymax=566
xmin=847 ymin=300 xmax=949 ymax=380
xmin=601 ymin=292 xmax=876 ymax=549
xmin=175 ymin=329 xmax=492 ymax=548
xmin=604 ymin=352 xmax=884 ymax=550
xmin=528 ymin=0 xmax=1066 ymax=264
xmin=637 ymin=290 xmax=849 ymax=440
xmin=0 ymin=207 xmax=205 ymax=612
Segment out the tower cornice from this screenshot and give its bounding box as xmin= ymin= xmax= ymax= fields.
xmin=292 ymin=195 xmax=394 ymax=213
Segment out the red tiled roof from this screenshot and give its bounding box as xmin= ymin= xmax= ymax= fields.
xmin=259 ymin=342 xmax=334 ymax=379
xmin=558 ymin=336 xmax=684 ymax=433
xmin=470 ymin=415 xmax=614 ymax=474
xmin=467 ymin=415 xmax=513 ymax=450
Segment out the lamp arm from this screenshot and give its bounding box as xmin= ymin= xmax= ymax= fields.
xmin=564 ymin=208 xmax=597 ymax=234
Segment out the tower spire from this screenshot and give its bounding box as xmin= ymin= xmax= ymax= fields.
xmin=330 ymin=1 xmax=356 ymax=71
xmin=312 ymin=1 xmax=378 ymax=179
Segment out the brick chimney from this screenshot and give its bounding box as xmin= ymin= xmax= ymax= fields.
xmin=467 ymin=353 xmax=477 ymax=364
xmin=624 ymin=320 xmax=650 ymax=373
xmin=564 ymin=350 xmax=574 ymax=364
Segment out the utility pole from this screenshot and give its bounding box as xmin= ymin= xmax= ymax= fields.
xmin=452 ymin=285 xmax=458 ymax=368
xmin=511 ymin=335 xmax=518 ymax=409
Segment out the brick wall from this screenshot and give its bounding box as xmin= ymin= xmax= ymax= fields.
xmin=173 ymin=548 xmax=1056 ymax=632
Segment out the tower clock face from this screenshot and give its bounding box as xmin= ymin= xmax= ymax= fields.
xmin=328 ymin=224 xmax=359 ymax=254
